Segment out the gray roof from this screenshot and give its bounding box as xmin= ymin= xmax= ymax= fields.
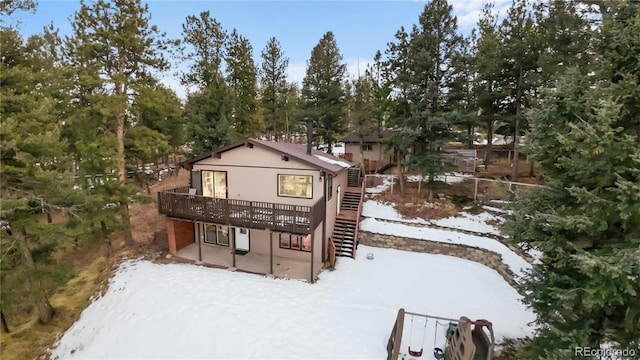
xmin=340 ymin=129 xmax=396 ymax=143
xmin=183 ymin=138 xmax=353 ymax=176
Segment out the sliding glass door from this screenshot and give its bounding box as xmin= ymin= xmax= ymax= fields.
xmin=202 ymin=170 xmax=227 ymax=199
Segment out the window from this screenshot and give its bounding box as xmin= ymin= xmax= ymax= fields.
xmin=361 ymin=143 xmax=373 ymax=151
xmin=202 ymin=170 xmax=227 ymax=198
xmin=278 ymin=174 xmax=312 ymax=199
xmin=202 ymin=224 xmax=230 ymax=246
xmin=279 ymin=233 xmax=290 ymax=248
xmin=327 ymin=175 xmax=333 ymax=201
xmin=279 ymin=233 xmax=311 ymax=252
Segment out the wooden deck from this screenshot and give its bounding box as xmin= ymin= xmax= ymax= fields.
xmin=158 ymin=186 xmax=325 ymax=234
xmin=336 ymin=209 xmax=359 ymax=222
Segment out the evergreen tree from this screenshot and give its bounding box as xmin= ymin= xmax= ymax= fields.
xmin=184 ymin=82 xmax=235 ymax=155
xmin=66 ymin=0 xmax=174 ymax=246
xmin=509 ymin=2 xmax=640 ymax=357
xmin=259 ymin=37 xmax=289 ymax=141
xmin=0 ymin=26 xmax=78 ymax=325
xmin=133 ymin=84 xmax=185 ymax=150
xmin=383 ymin=27 xmax=413 ymax=195
xmin=181 ymin=10 xmax=226 ymax=89
xmin=472 ymin=3 xmax=503 ymax=166
xmin=301 ymin=31 xmax=347 ymax=154
xmin=181 ymin=11 xmax=234 ymax=153
xmin=226 ymin=29 xmax=263 ymax=138
xmin=496 ymin=0 xmax=541 ymax=180
xmin=386 ymin=0 xmax=463 ymax=199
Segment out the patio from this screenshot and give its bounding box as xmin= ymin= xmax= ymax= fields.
xmin=176 ymin=243 xmax=324 ymax=282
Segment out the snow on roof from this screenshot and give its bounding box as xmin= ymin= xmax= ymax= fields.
xmin=313 ymin=154 xmax=351 ymax=168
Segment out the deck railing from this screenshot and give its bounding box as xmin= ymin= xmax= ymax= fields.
xmin=158 ymin=187 xmax=325 ymax=234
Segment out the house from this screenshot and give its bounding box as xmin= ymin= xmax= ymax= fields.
xmin=157 ymin=138 xmax=364 ymax=283
xmin=340 ymin=130 xmax=396 ymax=173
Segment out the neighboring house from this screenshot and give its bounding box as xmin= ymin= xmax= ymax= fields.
xmin=158 ymin=138 xmax=364 ymax=283
xmin=340 ymin=130 xmax=396 ymax=173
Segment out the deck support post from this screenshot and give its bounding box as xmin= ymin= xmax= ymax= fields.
xmin=310 ymin=229 xmax=315 ymax=284
xmin=269 ymin=231 xmax=273 ymax=275
xmin=197 ymin=223 xmax=202 ymax=262
xmin=231 ymin=225 xmax=236 ymax=268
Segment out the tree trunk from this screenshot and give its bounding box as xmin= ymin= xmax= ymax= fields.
xmin=484 ymin=120 xmax=493 ymax=167
xmin=528 ymin=156 xmax=535 ymax=177
xmin=121 ymin=203 xmax=135 ymax=247
xmin=397 ymin=150 xmax=405 ymax=195
xmin=34 ymin=291 xmax=55 ymax=324
xmin=511 ymin=65 xmax=524 ymax=181
xmin=1 ymin=307 xmax=9 ymax=333
xmin=15 ymin=228 xmax=55 ymax=324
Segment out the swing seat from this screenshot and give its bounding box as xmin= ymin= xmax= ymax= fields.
xmin=433 ymin=347 xmax=445 ymax=360
xmin=408 ymin=347 xmax=423 ymax=357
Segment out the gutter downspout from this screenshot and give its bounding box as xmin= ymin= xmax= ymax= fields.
xmin=321 ymin=171 xmax=327 ymax=262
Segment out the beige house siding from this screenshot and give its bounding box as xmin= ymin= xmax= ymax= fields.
xmin=345 ymin=143 xmax=389 ymax=167
xmin=193 ymin=145 xmax=325 ymax=206
xmin=198 ymin=225 xmax=323 ymax=264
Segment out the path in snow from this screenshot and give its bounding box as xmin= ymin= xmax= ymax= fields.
xmin=51 ymin=247 xmax=535 ymax=359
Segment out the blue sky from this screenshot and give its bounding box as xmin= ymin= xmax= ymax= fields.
xmin=9 ymin=0 xmax=510 ymax=98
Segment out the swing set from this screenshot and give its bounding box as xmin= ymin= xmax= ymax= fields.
xmin=386 ymin=309 xmax=494 ymax=360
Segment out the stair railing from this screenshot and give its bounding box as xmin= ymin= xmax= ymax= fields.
xmin=351 ymin=174 xmax=366 ymax=258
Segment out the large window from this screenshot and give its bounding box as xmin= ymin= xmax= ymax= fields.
xmin=278 ymin=174 xmax=313 ymax=199
xmin=361 ymin=143 xmax=373 ymax=151
xmin=202 ymin=170 xmax=227 ymax=198
xmin=279 ymin=233 xmax=311 ymax=252
xmin=202 ymin=224 xmax=230 ymax=246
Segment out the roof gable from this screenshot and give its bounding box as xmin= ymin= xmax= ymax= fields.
xmin=183 ymin=139 xmax=353 ymax=175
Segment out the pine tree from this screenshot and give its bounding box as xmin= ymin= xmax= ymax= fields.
xmin=383 ymin=27 xmax=413 ymax=195
xmin=259 ymin=37 xmax=289 ymax=141
xmin=301 ymin=31 xmax=347 ymax=154
xmin=226 ymin=29 xmax=263 ymax=138
xmin=509 ymin=2 xmax=640 ymax=357
xmin=184 ymin=82 xmax=235 ymax=155
xmin=386 ymin=0 xmax=463 ymax=199
xmin=496 ymin=0 xmax=541 ymax=180
xmin=181 ymin=10 xmax=226 ymax=89
xmin=181 ymin=11 xmax=234 ymax=153
xmin=66 ymin=0 xmax=174 ymax=246
xmin=472 ymin=3 xmax=503 ymax=165
xmin=0 ymin=26 xmax=77 ymax=325
xmin=133 ymin=84 xmax=185 ymax=150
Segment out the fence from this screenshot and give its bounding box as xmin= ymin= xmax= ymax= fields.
xmin=472 ymin=177 xmax=547 ymax=204
xmin=363 ymin=173 xmax=547 ymax=204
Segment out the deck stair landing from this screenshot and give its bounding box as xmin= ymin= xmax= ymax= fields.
xmin=332 ymin=182 xmax=364 ymax=258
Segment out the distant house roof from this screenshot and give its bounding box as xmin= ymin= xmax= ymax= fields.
xmin=340 ymin=130 xmax=396 ymax=143
xmin=182 ymin=138 xmax=353 ymax=176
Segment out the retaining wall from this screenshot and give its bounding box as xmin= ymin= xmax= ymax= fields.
xmin=358 ymin=230 xmax=517 ymax=287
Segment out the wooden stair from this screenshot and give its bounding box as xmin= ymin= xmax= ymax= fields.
xmin=332 ymin=218 xmax=358 ymax=257
xmin=347 ymin=168 xmax=360 ymax=188
xmin=332 ymin=188 xmax=364 ymax=258
xmin=341 ymin=191 xmax=362 ymax=211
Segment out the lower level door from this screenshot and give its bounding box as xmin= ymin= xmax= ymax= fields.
xmin=234 ymin=228 xmax=250 ymax=252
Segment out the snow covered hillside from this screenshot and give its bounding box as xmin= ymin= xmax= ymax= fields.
xmin=50 ymin=247 xmax=535 ymax=359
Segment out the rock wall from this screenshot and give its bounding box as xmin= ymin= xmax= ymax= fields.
xmin=358 ymin=230 xmax=517 ymax=287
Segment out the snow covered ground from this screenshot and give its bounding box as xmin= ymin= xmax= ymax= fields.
xmin=50 ymin=247 xmax=535 ymax=359
xmin=361 ymin=200 xmax=531 ymax=278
